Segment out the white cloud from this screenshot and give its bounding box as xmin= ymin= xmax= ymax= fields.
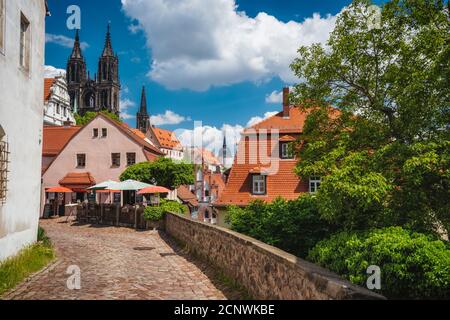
xmin=246 ymin=111 xmax=279 ymax=127
xmin=265 ymin=90 xmax=283 ymax=104
xmin=175 ymin=123 xmax=244 ymax=166
xmin=44 ymin=65 xmax=66 ymax=78
xmin=150 ymin=110 xmax=191 ymax=126
xmin=120 ymin=98 xmax=136 ymax=120
xmin=46 ymin=33 xmax=89 ymax=50
xmin=121 ymin=0 xmax=337 ymax=91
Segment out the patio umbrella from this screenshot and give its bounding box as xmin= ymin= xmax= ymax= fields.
xmin=87 ymin=180 xmax=120 ymax=191
xmin=46 ymin=186 xmax=73 ymax=193
xmin=137 ymin=186 xmax=171 ymax=195
xmin=114 ymin=180 xmax=152 ymax=191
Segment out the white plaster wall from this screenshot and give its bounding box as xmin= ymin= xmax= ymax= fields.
xmin=0 ymin=0 xmax=46 ymax=261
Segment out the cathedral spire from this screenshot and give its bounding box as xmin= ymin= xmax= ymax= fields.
xmin=140 ymin=86 xmax=148 ymax=115
xmin=70 ymin=29 xmax=83 ymax=59
xmin=136 ymin=85 xmax=150 ymax=133
xmin=102 ymin=23 xmax=114 ymax=57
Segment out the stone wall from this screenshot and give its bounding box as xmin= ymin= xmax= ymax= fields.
xmin=165 ymin=212 xmax=385 ymax=300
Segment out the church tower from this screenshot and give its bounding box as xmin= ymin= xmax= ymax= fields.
xmin=96 ymin=24 xmax=120 ymax=115
xmin=66 ymin=29 xmax=87 ymax=114
xmin=136 ymin=86 xmax=150 ymax=133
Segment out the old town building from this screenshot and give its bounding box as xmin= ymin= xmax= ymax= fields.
xmin=0 ymin=0 xmax=49 ymax=261
xmin=43 ymin=76 xmax=75 ymax=126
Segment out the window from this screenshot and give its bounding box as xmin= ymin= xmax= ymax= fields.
xmin=102 ymin=128 xmax=107 ymax=138
xmin=64 ymin=107 xmax=67 ymax=117
xmin=111 ymin=153 xmax=120 ymax=167
xmin=19 ymin=13 xmax=30 ymax=71
xmin=309 ymin=176 xmax=321 ymax=193
xmin=0 ymin=131 xmax=9 ymax=204
xmin=252 ymin=175 xmax=266 ymax=195
xmin=126 ymin=153 xmax=136 ymax=166
xmin=93 ymin=128 xmax=98 ymax=138
xmin=77 ymin=154 xmax=86 ymax=168
xmin=56 ymin=104 xmax=60 ymax=114
xmin=0 ymin=0 xmax=5 ymax=54
xmin=280 ymin=142 xmax=294 ymax=159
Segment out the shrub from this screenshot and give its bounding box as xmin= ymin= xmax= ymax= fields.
xmin=226 ymin=195 xmax=336 ymax=258
xmin=143 ymin=199 xmax=186 ymax=222
xmin=308 ymin=227 xmax=450 ymax=299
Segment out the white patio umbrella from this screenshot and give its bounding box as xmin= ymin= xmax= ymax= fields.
xmin=114 ymin=180 xmax=153 ymax=206
xmin=114 ymin=180 xmax=153 ymax=191
xmin=87 ymin=180 xmax=121 ymax=191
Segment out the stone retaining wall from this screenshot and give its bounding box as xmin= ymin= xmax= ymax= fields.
xmin=165 ymin=212 xmax=385 ymax=300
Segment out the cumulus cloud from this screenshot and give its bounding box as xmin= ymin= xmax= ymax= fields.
xmin=246 ymin=111 xmax=279 ymax=127
xmin=175 ymin=123 xmax=244 ymax=165
xmin=120 ymin=98 xmax=136 ymax=120
xmin=45 ymin=33 xmax=89 ymax=50
xmin=265 ymin=90 xmax=283 ymax=104
xmin=44 ymin=65 xmax=66 ymax=78
xmin=150 ymin=110 xmax=191 ymax=126
xmin=121 ymin=0 xmax=337 ymax=91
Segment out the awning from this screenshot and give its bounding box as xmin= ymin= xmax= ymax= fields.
xmin=96 ymin=190 xmax=120 ymax=193
xmin=46 ymin=186 xmax=73 ymax=193
xmin=279 ymin=135 xmax=296 ymax=142
xmin=59 ymin=172 xmax=96 ymax=189
xmin=249 ymin=167 xmax=270 ymax=175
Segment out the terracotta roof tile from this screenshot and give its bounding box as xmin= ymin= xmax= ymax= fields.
xmin=177 ymin=185 xmax=198 ymax=207
xmin=44 ymin=78 xmax=55 ymax=102
xmin=59 ymin=172 xmax=96 ymax=187
xmin=43 ymin=126 xmax=81 ymax=156
xmin=152 ymin=127 xmax=182 ymax=150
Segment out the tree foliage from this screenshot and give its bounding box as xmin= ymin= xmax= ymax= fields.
xmin=74 ymin=111 xmax=122 ymax=126
xmin=291 ymin=0 xmax=450 ymax=234
xmin=308 ymin=227 xmax=450 ymax=299
xmin=143 ymin=199 xmax=187 ymax=221
xmin=226 ymin=196 xmax=336 ymax=258
xmin=120 ymin=157 xmax=195 ymax=189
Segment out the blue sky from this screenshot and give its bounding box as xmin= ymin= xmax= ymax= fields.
xmin=45 ymin=0 xmax=376 ymax=153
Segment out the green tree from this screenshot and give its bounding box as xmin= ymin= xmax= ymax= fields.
xmin=120 ymin=157 xmax=194 ymax=189
xmin=74 ymin=111 xmax=122 ymax=126
xmin=291 ymin=0 xmax=450 ymax=234
xmin=226 ymin=196 xmax=336 ymax=258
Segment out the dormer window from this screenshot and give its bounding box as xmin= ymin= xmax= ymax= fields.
xmin=280 ymin=142 xmax=294 ymax=159
xmin=252 ymin=175 xmax=266 ymax=195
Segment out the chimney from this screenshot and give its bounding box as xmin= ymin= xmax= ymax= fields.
xmin=283 ymin=87 xmax=290 ymax=119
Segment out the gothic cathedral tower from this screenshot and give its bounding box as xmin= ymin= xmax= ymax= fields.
xmin=66 ymin=25 xmax=120 ymax=116
xmin=66 ymin=29 xmax=86 ymax=114
xmin=97 ymin=24 xmax=120 ymax=115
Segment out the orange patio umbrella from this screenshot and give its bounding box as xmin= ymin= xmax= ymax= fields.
xmin=46 ymin=186 xmax=73 ymax=193
xmin=137 ymin=186 xmax=171 ymax=195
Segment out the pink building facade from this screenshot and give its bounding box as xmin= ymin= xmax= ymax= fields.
xmin=41 ymin=114 xmax=163 ymax=215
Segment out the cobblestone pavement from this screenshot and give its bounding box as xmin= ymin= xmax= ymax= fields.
xmin=2 ymin=218 xmax=238 ymax=300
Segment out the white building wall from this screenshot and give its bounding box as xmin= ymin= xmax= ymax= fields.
xmin=0 ymin=0 xmax=47 ymax=261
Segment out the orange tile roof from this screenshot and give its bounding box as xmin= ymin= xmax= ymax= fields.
xmin=43 ymin=125 xmax=81 ymax=156
xmin=177 ymin=185 xmax=199 ymax=207
xmin=44 ymin=78 xmax=55 ymax=102
xmin=215 ymin=105 xmax=331 ymax=207
xmin=59 ymin=172 xmax=96 ymax=187
xmin=152 ymin=127 xmax=182 ymax=150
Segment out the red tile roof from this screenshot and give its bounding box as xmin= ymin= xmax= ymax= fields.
xmin=177 ymin=185 xmax=199 ymax=207
xmin=216 ymin=105 xmax=325 ymax=207
xmin=42 ymin=125 xmax=81 ymax=156
xmin=152 ymin=127 xmax=182 ymax=150
xmin=44 ymin=78 xmax=55 ymax=102
xmin=59 ymin=172 xmax=96 ymax=187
